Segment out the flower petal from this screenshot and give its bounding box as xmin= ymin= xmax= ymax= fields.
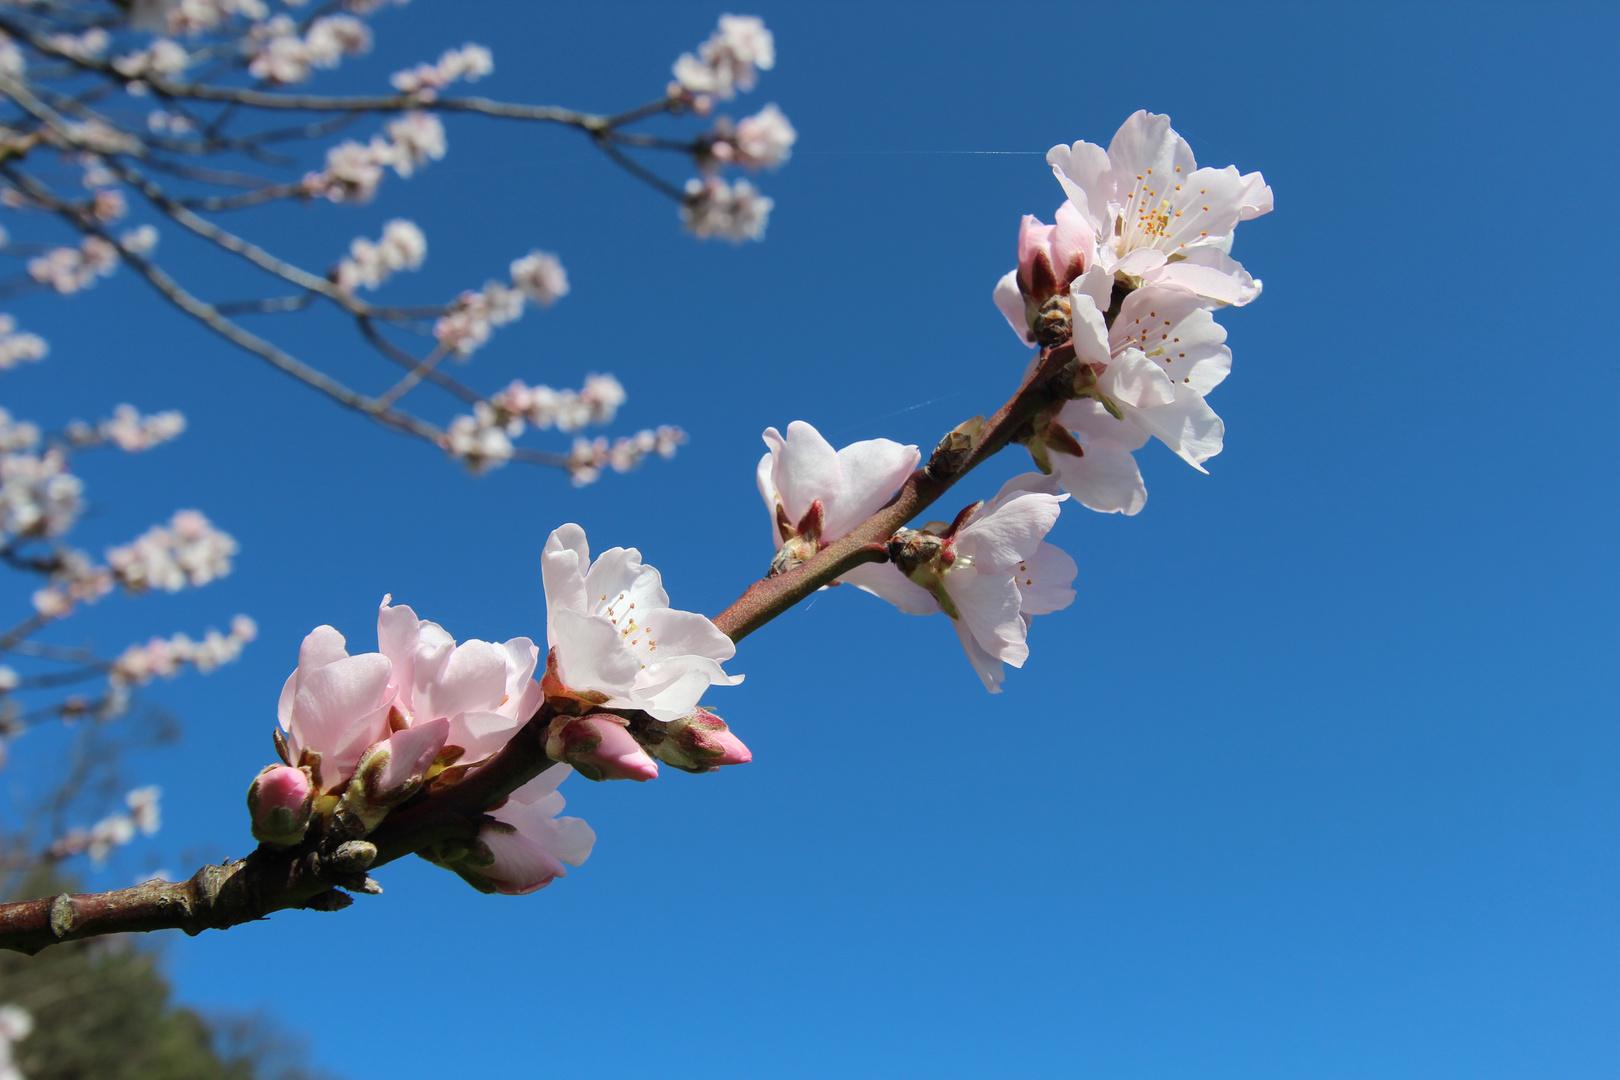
xmin=772 ymin=420 xmax=842 ymax=527
xmin=1013 ymin=541 xmax=1078 ymax=616
xmin=838 ymin=561 xmax=940 ymax=616
xmin=825 ymin=438 xmax=920 ymax=537
xmin=993 ymin=269 xmax=1034 ymax=345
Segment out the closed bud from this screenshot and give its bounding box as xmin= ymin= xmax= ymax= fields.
xmin=545 ymin=713 xmax=658 ymax=782
xmin=645 ymin=707 xmax=752 ymax=773
xmin=248 ymin=764 xmax=315 ymax=848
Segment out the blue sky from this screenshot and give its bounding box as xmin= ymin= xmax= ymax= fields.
xmin=4 ymin=2 xmax=1618 ymax=1078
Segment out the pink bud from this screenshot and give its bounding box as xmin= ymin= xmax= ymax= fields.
xmin=545 ymin=713 xmax=658 ymax=782
xmin=1016 ymin=202 xmax=1094 ymax=302
xmin=647 ymin=707 xmax=752 ymax=773
xmin=247 ymin=764 xmax=315 ymax=847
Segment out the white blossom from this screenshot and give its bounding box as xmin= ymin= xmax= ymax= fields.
xmin=0 ymin=448 xmax=83 ymax=540
xmin=681 ymin=176 xmax=772 ymax=242
xmin=0 ymin=317 xmax=47 ymax=371
xmin=542 ymin=523 xmax=743 ymax=721
xmin=106 ymin=509 xmax=237 ymax=593
xmin=673 ymin=14 xmax=774 ymax=101
xmin=27 ymin=237 xmax=119 ymax=294
xmin=709 ymin=103 xmax=796 ymax=171
xmin=0 ymin=1003 xmax=32 ymax=1080
xmin=391 ymin=43 xmax=493 ymax=98
xmin=113 ymin=39 xmax=192 ymax=81
xmin=119 ymin=224 xmax=160 ymax=256
xmin=248 ymin=14 xmax=370 ymax=84
xmin=69 ymin=403 xmax=187 ymax=451
xmin=508 ymin=250 xmax=568 ymax=307
xmin=109 ymin=616 xmax=256 ymax=686
xmin=565 ymin=427 xmax=683 ymax=486
xmin=335 ymin=218 xmax=426 ymax=292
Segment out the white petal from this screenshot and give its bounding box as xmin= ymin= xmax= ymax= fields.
xmin=1162 ymin=165 xmax=1249 ymax=252
xmin=638 ymin=606 xmax=736 ymax=666
xmin=838 ymin=560 xmax=939 ymax=616
xmin=1072 ymin=263 xmax=1113 ymax=322
xmin=376 ymin=599 xmax=421 ymax=710
xmin=951 ymin=612 xmax=1006 ymax=694
xmin=772 ymin=420 xmax=842 ymax=526
xmin=1013 ymin=541 xmax=1078 ymax=615
xmin=1107 ymin=111 xmax=1197 ymax=192
xmin=756 ymin=443 xmax=783 ymax=546
xmin=1153 ymin=247 xmax=1261 ymax=307
xmin=993 ymin=269 xmax=1034 ymax=345
xmin=1238 ymin=170 xmax=1273 ymax=220
xmin=1133 ymin=384 xmax=1225 ymax=470
xmin=958 ymin=487 xmax=1064 ymax=570
xmin=943 ymin=565 xmax=1028 ymax=666
xmin=583 ymin=546 xmax=669 ymax=618
xmin=1101 ymin=347 xmax=1177 ymax=410
xmin=825 ymin=437 xmax=919 ymax=537
xmin=1060 ymin=398 xmax=1150 ymax=452
xmin=1050 ymin=434 xmax=1147 ymax=516
xmin=542 ymin=524 xmax=592 ymax=645
xmin=1068 ymin=285 xmax=1112 ymax=367
xmin=1114 ymin=247 xmax=1168 ymax=277
xmin=1047 ymin=139 xmax=1113 ymax=233
xmin=1112 ymin=287 xmax=1231 ymax=395
xmin=551 ymin=609 xmax=641 ymax=696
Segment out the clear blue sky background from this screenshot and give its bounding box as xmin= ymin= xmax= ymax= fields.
xmin=3 ymin=2 xmax=1617 ymax=1077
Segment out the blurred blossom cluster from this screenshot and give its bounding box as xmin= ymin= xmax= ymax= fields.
xmin=48 ymin=786 xmax=162 ymax=865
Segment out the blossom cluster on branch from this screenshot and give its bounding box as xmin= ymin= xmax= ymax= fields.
xmin=0 ymin=111 xmax=1268 ymax=956
xmin=0 ymin=5 xmax=795 ymax=485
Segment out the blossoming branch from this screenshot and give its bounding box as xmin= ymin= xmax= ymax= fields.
xmin=0 ymin=110 xmax=1270 ymax=954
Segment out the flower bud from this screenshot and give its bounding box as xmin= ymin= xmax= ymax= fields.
xmin=248 ymin=764 xmax=315 ymax=847
xmin=1015 ymin=203 xmax=1093 ymax=304
xmin=340 ymin=717 xmax=450 ymax=832
xmin=545 ymin=713 xmax=658 ymax=782
xmin=645 ymin=707 xmax=752 ymax=773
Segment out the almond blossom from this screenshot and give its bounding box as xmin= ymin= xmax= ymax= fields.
xmin=1056 ymin=283 xmax=1231 ymax=476
xmin=464 ymin=767 xmax=595 ymax=895
xmin=858 ymin=474 xmax=1077 ymax=693
xmin=541 ymin=523 xmax=742 ymax=721
xmin=682 ymin=176 xmax=773 ymax=242
xmin=672 ymin=14 xmax=774 ymax=102
xmin=276 ymin=624 xmax=396 ymax=794
xmin=756 ymin=420 xmax=919 ymax=572
xmin=1046 ymin=110 xmax=1272 ymax=306
xmin=992 ymin=201 xmax=1098 ymax=346
xmin=375 ymin=595 xmax=541 ymax=764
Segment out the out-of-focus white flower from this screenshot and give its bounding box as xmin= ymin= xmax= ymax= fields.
xmin=541 ymin=523 xmax=743 ymax=721
xmin=673 ymin=14 xmax=774 ymax=101
xmin=303 ymin=114 xmax=443 ymax=203
xmin=248 ymin=14 xmax=370 ymax=84
xmin=106 ymin=509 xmax=237 ymax=593
xmin=72 ymin=404 xmax=187 ymax=452
xmin=109 ymin=616 xmax=256 ymax=686
xmin=0 ymin=317 xmax=47 ymax=371
xmin=0 ymin=32 xmax=26 ymax=80
xmin=391 ymin=43 xmax=493 ymax=98
xmin=433 ymin=280 xmax=522 ymax=358
xmin=48 ymin=28 xmax=110 ymax=61
xmin=335 ymin=218 xmax=426 ymax=292
xmin=708 ymin=103 xmax=796 ymax=171
xmin=565 ymin=427 xmax=684 ymax=486
xmin=0 ymin=1002 xmax=33 ymax=1080
xmin=508 ymin=250 xmax=568 ymax=307
xmin=132 ymin=0 xmax=271 ymax=37
xmin=681 ymin=176 xmax=772 ymax=242
xmin=0 ymin=448 xmax=83 ymax=540
xmin=27 ymin=237 xmax=120 ymax=294
xmin=113 ymin=38 xmax=192 ymax=81
xmin=126 ymin=786 xmax=162 ymax=835
xmin=119 ymin=224 xmax=159 ymax=256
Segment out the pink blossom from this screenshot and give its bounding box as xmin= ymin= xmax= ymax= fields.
xmin=0 ymin=317 xmax=47 ymax=371
xmin=276 ymin=625 xmax=396 ymax=793
xmin=541 ymin=523 xmax=742 ymax=721
xmin=563 ymin=427 xmax=683 ymax=486
xmin=467 ymin=767 xmax=594 ymax=895
xmin=545 ymin=713 xmax=659 ymax=782
xmin=334 ymin=219 xmax=426 ymax=293
xmin=106 ymin=509 xmax=237 ymax=592
xmin=375 ymin=595 xmax=541 ymax=764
